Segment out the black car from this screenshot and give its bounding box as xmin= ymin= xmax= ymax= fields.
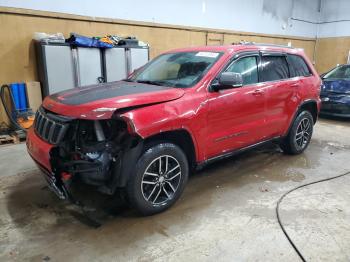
xmin=320 ymin=64 xmax=350 ymax=117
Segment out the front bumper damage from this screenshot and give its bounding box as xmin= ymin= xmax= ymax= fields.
xmin=43 ymin=167 xmax=68 ymax=200
xmin=29 ymin=156 xmax=70 ymax=200
xmin=48 ymin=138 xmax=143 ymax=199
xmin=27 ymin=108 xmax=143 ymax=203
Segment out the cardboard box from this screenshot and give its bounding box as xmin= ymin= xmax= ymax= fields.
xmin=26 ymin=81 xmax=42 ymax=112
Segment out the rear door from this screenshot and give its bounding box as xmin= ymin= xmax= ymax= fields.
xmin=259 ymin=53 xmax=296 ymax=138
xmin=287 ymin=54 xmax=314 ymax=99
xmin=206 ymin=53 xmax=268 ymax=158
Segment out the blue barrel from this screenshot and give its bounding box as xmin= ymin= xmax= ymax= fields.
xmin=10 ymin=83 xmax=21 ymax=110
xmin=18 ymin=83 xmax=27 ymax=110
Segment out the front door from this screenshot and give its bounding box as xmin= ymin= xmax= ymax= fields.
xmin=206 ymin=55 xmax=267 ymax=159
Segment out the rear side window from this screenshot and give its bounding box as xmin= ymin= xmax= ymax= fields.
xmin=225 ymin=56 xmax=258 ymax=85
xmin=287 ymin=55 xmax=312 ymax=77
xmin=260 ymin=55 xmax=289 ymax=82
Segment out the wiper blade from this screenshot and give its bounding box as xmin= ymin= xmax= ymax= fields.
xmin=135 ymin=80 xmax=163 ymax=86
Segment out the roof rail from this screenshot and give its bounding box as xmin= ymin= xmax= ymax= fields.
xmin=233 ymin=41 xmax=294 ymax=49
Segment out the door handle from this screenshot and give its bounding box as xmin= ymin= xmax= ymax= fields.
xmin=252 ymin=89 xmax=264 ymax=96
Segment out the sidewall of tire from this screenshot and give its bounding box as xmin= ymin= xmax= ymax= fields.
xmin=282 ymin=110 xmax=314 ymax=155
xmin=127 ymin=143 xmax=189 ymax=215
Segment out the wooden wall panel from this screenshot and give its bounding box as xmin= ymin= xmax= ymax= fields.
xmin=206 ymin=33 xmax=224 ymax=45
xmin=223 ymin=34 xmax=315 ymax=61
xmin=315 ymin=37 xmax=350 ymax=74
xmin=0 ymin=13 xmax=207 ymax=85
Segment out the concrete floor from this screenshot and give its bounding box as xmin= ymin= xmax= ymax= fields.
xmin=0 ymin=117 xmax=350 ymax=261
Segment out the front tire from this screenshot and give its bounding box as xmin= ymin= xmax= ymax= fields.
xmin=127 ymin=143 xmax=189 ymax=215
xmin=281 ymin=111 xmax=314 ymax=155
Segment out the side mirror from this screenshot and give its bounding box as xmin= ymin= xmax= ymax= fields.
xmin=212 ymin=72 xmax=243 ymax=91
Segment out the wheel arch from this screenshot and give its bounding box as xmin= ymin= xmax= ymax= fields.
xmin=299 ymin=100 xmax=318 ymax=124
xmin=143 ymin=129 xmax=197 ymax=171
xmin=284 ymin=99 xmax=318 ymax=137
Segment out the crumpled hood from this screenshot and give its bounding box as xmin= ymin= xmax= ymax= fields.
xmin=43 ymin=81 xmax=185 ymax=119
xmin=322 ymin=79 xmax=350 ymax=94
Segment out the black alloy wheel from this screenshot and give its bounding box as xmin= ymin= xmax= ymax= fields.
xmin=127 ymin=143 xmax=189 ymax=215
xmin=281 ymin=110 xmax=314 ymax=155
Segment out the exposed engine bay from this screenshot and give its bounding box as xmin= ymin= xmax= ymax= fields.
xmin=49 ymin=117 xmax=142 ymax=195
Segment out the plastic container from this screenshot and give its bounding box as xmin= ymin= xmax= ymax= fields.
xmin=10 ymin=83 xmax=20 ymax=110
xmin=18 ymin=83 xmax=27 ymax=110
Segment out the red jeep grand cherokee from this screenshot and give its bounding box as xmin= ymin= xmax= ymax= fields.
xmin=27 ymin=44 xmax=321 ymax=215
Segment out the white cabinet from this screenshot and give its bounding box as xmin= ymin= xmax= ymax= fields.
xmin=74 ymin=47 xmax=103 ymax=86
xmin=129 ymin=47 xmax=149 ymax=73
xmin=37 ymin=43 xmax=76 ymax=96
xmin=36 ymin=41 xmax=149 ymax=96
xmin=104 ymin=48 xmax=127 ymax=82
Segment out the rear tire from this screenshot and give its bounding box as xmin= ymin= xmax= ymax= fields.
xmin=127 ymin=143 xmax=189 ymax=216
xmin=281 ymin=111 xmax=314 ymax=155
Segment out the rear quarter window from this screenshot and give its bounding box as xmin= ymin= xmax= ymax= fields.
xmin=287 ymin=54 xmax=312 ymax=77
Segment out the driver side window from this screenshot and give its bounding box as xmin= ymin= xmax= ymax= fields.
xmin=225 ymin=56 xmax=258 ymax=85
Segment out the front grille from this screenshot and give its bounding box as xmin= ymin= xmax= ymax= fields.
xmin=34 ymin=107 xmax=72 ymax=144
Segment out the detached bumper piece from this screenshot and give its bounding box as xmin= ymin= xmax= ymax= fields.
xmin=44 ymin=172 xmax=68 ymax=200
xmin=35 ymin=161 xmax=70 ymax=200
xmin=39 ymin=163 xmax=103 ymax=228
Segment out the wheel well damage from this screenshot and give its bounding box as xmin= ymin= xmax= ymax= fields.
xmin=299 ymin=101 xmax=318 ymax=124
xmin=50 ymin=112 xmax=197 ymax=197
xmin=143 ymin=129 xmax=197 ymax=170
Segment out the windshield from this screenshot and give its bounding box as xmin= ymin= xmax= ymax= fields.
xmin=128 ymin=51 xmax=223 ymax=88
xmin=323 ymin=65 xmax=350 ymax=79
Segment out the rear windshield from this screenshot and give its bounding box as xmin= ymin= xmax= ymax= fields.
xmin=128 ymin=51 xmax=223 ymax=88
xmin=323 ymin=65 xmax=350 ymax=79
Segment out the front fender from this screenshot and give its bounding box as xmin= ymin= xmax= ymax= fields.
xmin=118 ymin=96 xmax=207 ymax=162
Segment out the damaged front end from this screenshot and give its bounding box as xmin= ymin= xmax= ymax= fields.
xmin=35 ymin=107 xmax=143 ymax=200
